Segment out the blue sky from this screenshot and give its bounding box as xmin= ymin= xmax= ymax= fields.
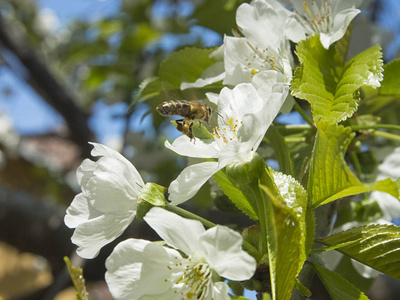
xmin=1 ymin=2 xmax=399 ymax=299
xmin=2 ymin=0 xmax=400 ymax=143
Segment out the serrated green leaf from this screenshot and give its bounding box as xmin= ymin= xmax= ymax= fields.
xmin=318 ymin=224 xmax=400 ymax=280
xmin=212 ymin=169 xmax=258 ymax=220
xmin=64 ymin=257 xmax=89 ymax=300
xmin=379 ymin=58 xmax=400 ymax=96
xmin=260 ymin=169 xmax=308 ymax=300
xmin=314 ymin=264 xmax=369 ymax=300
xmin=131 ymin=76 xmax=162 ymax=106
xmin=291 ymin=36 xmax=383 ymax=123
xmin=309 ymin=122 xmax=400 ymax=208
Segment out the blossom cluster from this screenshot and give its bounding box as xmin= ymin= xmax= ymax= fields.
xmin=64 ymin=0 xmax=364 ymax=299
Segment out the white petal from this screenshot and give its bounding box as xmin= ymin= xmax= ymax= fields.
xmin=370 ymin=191 xmax=400 ymax=222
xmin=168 ymin=162 xmax=224 ymax=204
xmin=181 ymin=62 xmax=225 ymax=89
xmin=236 ymin=1 xmax=284 ymax=50
xmin=223 ymin=36 xmax=259 ymax=86
xmin=377 ymin=148 xmax=400 ymax=178
xmin=85 ymin=156 xmax=140 ymax=213
xmin=64 ymin=193 xmax=102 ymax=228
xmin=90 ymin=142 xmax=145 ymax=187
xmin=199 ymin=225 xmax=256 ymax=280
xmin=165 ymin=136 xmax=219 ymax=159
xmin=144 ymin=207 xmax=206 ymax=255
xmin=72 ymin=211 xmax=136 ymax=259
xmin=252 ymin=72 xmax=289 ymax=126
xmin=206 ymin=91 xmax=219 ymax=105
xmin=105 ymin=238 xmax=182 ymax=300
xmin=211 ymin=282 xmax=230 ymax=300
xmin=76 ymin=158 xmax=96 ymax=187
xmin=217 ymin=83 xmax=263 ymax=121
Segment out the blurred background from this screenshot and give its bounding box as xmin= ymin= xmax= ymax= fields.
xmin=0 ymin=0 xmax=399 ymax=299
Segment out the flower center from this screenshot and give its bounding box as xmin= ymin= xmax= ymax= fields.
xmin=294 ymin=1 xmax=332 ymax=34
xmin=243 ymin=42 xmax=281 ymax=80
xmin=166 ymin=257 xmax=213 ymax=300
xmin=212 ymin=118 xmax=243 ymax=145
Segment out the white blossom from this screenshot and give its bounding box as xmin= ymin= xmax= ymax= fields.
xmin=181 ymin=0 xmax=292 ymax=98
xmin=267 ymin=0 xmax=363 ymax=49
xmin=64 ymin=143 xmax=144 ymax=259
xmin=105 ymin=207 xmax=256 ymax=300
xmin=166 ymin=81 xmax=287 ymax=204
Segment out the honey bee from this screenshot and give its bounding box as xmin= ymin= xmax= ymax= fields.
xmin=156 ymin=100 xmax=212 ymax=142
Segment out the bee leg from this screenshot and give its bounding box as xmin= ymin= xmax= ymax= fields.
xmin=188 ymin=122 xmax=196 ymax=144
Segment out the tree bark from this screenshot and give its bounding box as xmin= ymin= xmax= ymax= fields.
xmin=0 ymin=14 xmax=94 ymax=158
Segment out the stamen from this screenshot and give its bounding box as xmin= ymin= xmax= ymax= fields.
xmin=294 ymin=1 xmax=332 ymax=34
xmin=244 ymin=42 xmax=279 ymax=78
xmin=212 ymin=118 xmax=241 ymax=144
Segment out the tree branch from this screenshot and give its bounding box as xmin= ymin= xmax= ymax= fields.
xmin=0 ymin=14 xmax=94 ymax=158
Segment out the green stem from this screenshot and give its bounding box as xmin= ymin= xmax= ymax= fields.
xmin=349 ymin=151 xmax=362 ymax=179
xmin=293 ymin=101 xmax=313 ymax=126
xmin=165 ymin=204 xmax=216 ymax=228
xmin=350 ymin=124 xmax=400 ymax=132
xmin=373 ymin=130 xmax=400 ymax=142
xmin=275 ymin=124 xmax=313 ymax=132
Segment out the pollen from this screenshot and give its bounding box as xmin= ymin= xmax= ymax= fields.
xmin=295 ymin=1 xmax=332 ymax=34
xmin=212 ymin=118 xmax=241 ymax=144
xmin=243 ymin=41 xmax=283 ymax=79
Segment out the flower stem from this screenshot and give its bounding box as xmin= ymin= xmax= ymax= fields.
xmin=350 ymin=124 xmax=400 ymax=132
xmin=373 ymin=130 xmax=400 ymax=142
xmin=349 ymin=151 xmax=362 ymax=179
xmin=164 ymin=204 xmax=216 ymax=228
xmin=293 ymin=101 xmax=313 ymax=126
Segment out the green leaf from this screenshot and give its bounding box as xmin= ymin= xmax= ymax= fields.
xmin=295 ymin=278 xmax=312 ymax=298
xmin=262 ymin=294 xmax=272 ymax=300
xmin=132 ymin=47 xmax=220 ymax=105
xmin=159 ymin=47 xmax=218 ymax=90
xmin=379 ymin=58 xmax=400 ymax=96
xmin=64 ymin=257 xmax=89 ymax=300
xmin=120 ymin=23 xmax=160 ymax=54
xmin=131 ymin=76 xmax=162 ymax=106
xmin=318 ymin=224 xmax=400 ymax=280
xmin=260 ymin=169 xmax=308 ymax=300
xmin=213 ymin=169 xmax=258 ymax=220
xmin=314 ymin=264 xmax=369 ymax=300
xmin=334 ymin=22 xmax=353 ymax=66
xmin=291 ymin=36 xmax=383 ymax=123
xmin=308 ymin=122 xmax=400 ymax=208
xmin=193 ymin=0 xmax=240 ymax=35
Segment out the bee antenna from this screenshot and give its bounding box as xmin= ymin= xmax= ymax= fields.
xmin=216 ymin=111 xmax=225 ymax=123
